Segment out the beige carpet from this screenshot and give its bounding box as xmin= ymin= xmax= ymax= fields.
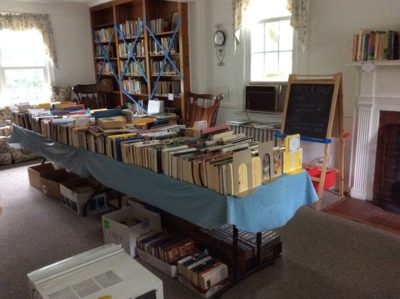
xmin=1 ymin=163 xmax=400 ymax=299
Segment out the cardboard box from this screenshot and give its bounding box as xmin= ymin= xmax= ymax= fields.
xmin=60 ymin=177 xmax=106 ymax=216
xmin=41 ymin=169 xmax=79 ymax=199
xmin=102 ymin=202 xmax=161 ymax=257
xmin=137 ymin=248 xmax=178 ymax=278
xmin=28 ymin=163 xmax=56 ymax=189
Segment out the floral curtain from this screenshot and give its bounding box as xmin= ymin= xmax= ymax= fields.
xmin=286 ymin=0 xmax=309 ymax=46
xmin=232 ymin=0 xmax=308 ymax=47
xmin=232 ymin=0 xmax=251 ymax=44
xmin=0 ymin=13 xmax=57 ymax=66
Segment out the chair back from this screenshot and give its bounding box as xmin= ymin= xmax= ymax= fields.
xmin=73 ymin=84 xmax=109 ymax=109
xmin=186 ymin=93 xmax=223 ymax=128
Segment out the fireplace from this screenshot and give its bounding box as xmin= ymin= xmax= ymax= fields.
xmin=350 ymin=61 xmax=400 ymax=202
xmin=373 ymin=111 xmax=400 ymax=212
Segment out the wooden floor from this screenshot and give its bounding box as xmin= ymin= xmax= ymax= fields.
xmin=323 ymin=197 xmax=400 ymax=235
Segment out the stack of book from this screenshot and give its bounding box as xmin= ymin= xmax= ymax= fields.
xmin=97 ymin=115 xmax=127 ymax=130
xmin=50 ymin=103 xmax=86 ymax=116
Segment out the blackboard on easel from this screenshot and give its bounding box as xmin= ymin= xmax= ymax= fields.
xmin=281 ymin=73 xmax=344 ymax=202
xmin=282 ymin=74 xmax=342 ymax=140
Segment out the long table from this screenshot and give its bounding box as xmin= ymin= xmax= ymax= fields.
xmin=10 ymin=125 xmax=318 ymax=233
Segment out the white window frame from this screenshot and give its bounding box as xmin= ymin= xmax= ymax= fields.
xmin=244 ymin=19 xmax=306 ymax=85
xmin=0 ymin=30 xmax=53 ymax=106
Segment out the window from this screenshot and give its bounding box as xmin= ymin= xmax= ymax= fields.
xmin=246 ymin=0 xmax=293 ymax=82
xmin=0 ymin=29 xmax=51 ymax=106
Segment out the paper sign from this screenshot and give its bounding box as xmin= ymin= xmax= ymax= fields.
xmin=167 ymin=93 xmax=174 ymax=101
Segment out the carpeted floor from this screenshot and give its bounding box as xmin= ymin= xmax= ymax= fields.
xmin=1 ymin=163 xmax=400 ymax=299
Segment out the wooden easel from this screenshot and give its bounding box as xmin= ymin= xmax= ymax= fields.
xmin=280 ymin=73 xmax=345 ymax=204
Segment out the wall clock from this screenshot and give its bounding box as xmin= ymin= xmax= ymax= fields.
xmin=214 ymin=25 xmax=226 ymax=66
xmin=214 ymin=30 xmax=226 ymax=46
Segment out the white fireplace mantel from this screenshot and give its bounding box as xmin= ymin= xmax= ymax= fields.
xmin=350 ymin=61 xmax=400 ymax=200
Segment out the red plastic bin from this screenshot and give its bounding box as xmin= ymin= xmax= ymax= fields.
xmin=304 ymin=165 xmax=336 ymax=192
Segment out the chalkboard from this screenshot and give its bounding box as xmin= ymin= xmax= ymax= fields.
xmin=283 ymin=83 xmax=335 ymax=139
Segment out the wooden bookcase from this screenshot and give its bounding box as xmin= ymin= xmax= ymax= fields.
xmin=90 ymin=0 xmax=191 ymax=123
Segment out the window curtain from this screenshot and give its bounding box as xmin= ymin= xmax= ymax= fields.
xmin=232 ymin=0 xmax=251 ymax=45
xmin=0 ymin=13 xmax=57 ymax=66
xmin=232 ymin=0 xmax=308 ymax=47
xmin=286 ymin=0 xmax=308 ymax=46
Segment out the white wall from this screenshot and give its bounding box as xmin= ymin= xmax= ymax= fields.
xmin=187 ymin=0 xmax=400 ymax=192
xmin=0 ymin=1 xmax=95 ymax=86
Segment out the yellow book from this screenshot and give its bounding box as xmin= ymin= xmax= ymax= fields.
xmin=284 ymin=134 xmax=303 ymax=173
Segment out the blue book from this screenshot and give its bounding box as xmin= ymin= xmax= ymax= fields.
xmin=93 ymin=108 xmax=122 ymax=119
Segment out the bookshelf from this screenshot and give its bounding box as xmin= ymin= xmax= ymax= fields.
xmin=90 ymin=0 xmax=190 ymax=122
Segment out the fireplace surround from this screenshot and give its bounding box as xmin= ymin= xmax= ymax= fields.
xmin=351 ymin=61 xmax=400 ymax=203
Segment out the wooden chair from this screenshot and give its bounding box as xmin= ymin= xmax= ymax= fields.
xmin=185 ymin=92 xmax=223 ymax=128
xmin=72 ymin=84 xmax=110 ymax=110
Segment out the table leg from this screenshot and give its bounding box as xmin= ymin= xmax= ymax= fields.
xmin=232 ymin=225 xmax=239 ymax=282
xmin=256 ymin=232 xmax=262 ymax=265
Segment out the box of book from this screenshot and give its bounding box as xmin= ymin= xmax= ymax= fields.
xmin=40 ymin=169 xmax=79 ymax=199
xmin=178 ymin=275 xmax=228 ymax=298
xmin=102 ymin=202 xmax=161 ymax=257
xmin=177 ymin=252 xmax=229 ymax=297
xmin=60 ymin=177 xmax=106 ymax=216
xmin=136 ymin=232 xmax=198 ymax=278
xmin=28 ymin=163 xmax=56 ymax=189
xmin=195 ymin=225 xmax=282 ymax=276
xmin=137 ymin=247 xmax=178 ymax=278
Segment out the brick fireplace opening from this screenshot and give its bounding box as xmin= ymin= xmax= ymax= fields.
xmin=373 ymin=111 xmax=400 ymax=213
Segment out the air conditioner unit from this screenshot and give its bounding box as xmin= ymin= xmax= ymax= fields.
xmin=27 ymin=244 xmax=163 ymax=299
xmin=245 ymin=84 xmax=287 ymax=113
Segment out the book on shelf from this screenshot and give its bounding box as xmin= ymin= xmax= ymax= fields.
xmin=352 ymin=29 xmax=400 ymax=61
xmin=95 ymin=44 xmax=115 ymax=58
xmin=151 ymin=59 xmax=179 ymax=76
xmin=122 ymin=78 xmax=147 ymax=95
xmin=148 ymin=18 xmax=169 ymax=34
xmin=118 ymin=41 xmax=145 ymax=58
xmin=94 ymin=27 xmax=114 ymax=43
xmin=153 ymin=80 xmax=181 ymax=96
xmin=149 ymin=37 xmax=179 ymax=55
xmin=118 ymin=18 xmax=142 ymax=38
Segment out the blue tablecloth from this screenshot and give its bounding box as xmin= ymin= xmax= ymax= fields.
xmin=10 ymin=125 xmax=318 ymax=232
